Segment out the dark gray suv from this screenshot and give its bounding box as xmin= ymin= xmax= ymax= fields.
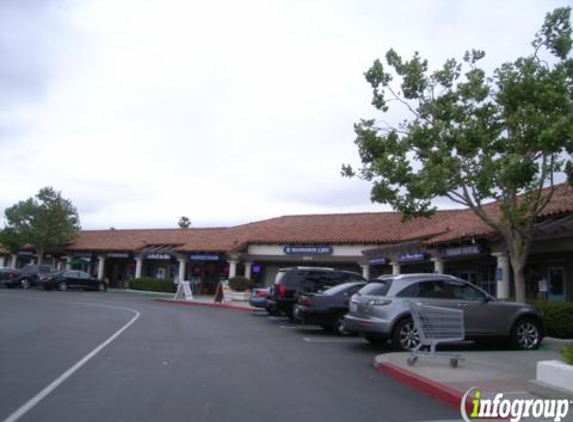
xmin=267 ymin=267 xmax=367 ymax=319
xmin=344 ymin=273 xmax=544 ymax=351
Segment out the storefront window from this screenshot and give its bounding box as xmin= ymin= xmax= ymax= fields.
xmin=479 ymin=263 xmax=496 ymax=296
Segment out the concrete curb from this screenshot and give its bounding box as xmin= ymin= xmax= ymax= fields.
xmin=156 ymin=298 xmax=256 ymax=312
xmin=375 ymin=361 xmax=469 ymax=411
xmin=108 ymin=288 xmax=174 ymax=297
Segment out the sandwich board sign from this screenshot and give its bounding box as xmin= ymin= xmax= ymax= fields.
xmin=174 ymin=280 xmax=193 ymax=302
xmin=214 ymin=280 xmax=232 ymax=303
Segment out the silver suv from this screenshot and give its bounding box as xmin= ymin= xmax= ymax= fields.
xmin=343 ymin=273 xmax=544 ymax=351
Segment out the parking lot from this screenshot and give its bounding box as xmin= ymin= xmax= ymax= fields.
xmin=0 ymin=289 xmax=460 ymax=422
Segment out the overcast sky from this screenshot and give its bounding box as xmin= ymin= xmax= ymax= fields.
xmin=0 ymin=0 xmax=568 ymax=229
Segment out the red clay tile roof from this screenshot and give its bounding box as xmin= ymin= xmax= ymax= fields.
xmin=8 ymin=183 xmax=573 ymax=254
xmin=67 ymin=228 xmax=234 ymax=253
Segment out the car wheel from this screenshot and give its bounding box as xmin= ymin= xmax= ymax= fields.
xmin=511 ymin=318 xmax=542 ymax=350
xmin=20 ymin=278 xmax=31 ymax=289
xmin=392 ymin=317 xmax=420 ymax=351
xmin=57 ymin=281 xmax=68 ymax=292
xmin=332 ymin=313 xmax=349 ymax=336
xmin=97 ymin=282 xmax=107 ymax=292
xmin=266 ymin=307 xmax=278 ymax=316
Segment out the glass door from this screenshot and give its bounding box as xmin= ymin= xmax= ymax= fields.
xmin=548 ymin=267 xmax=566 ymax=302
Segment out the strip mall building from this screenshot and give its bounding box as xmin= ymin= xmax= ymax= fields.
xmin=2 ymin=184 xmax=572 ymax=301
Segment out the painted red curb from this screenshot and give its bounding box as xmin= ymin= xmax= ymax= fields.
xmin=156 ymin=298 xmax=256 ymax=312
xmin=376 ymin=361 xmax=471 ymax=411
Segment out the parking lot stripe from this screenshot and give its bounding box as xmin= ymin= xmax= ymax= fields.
xmin=280 ymin=325 xmax=323 ymax=329
xmin=303 ymin=337 xmax=364 ymax=343
xmin=1 ymin=303 xmax=140 ymax=422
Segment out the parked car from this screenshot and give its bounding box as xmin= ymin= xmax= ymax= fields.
xmin=19 ymin=264 xmax=54 ymax=288
xmin=249 ymin=287 xmax=270 ymax=309
xmin=0 ymin=267 xmax=25 ymax=288
xmin=267 ymin=267 xmax=367 ymax=319
xmin=293 ymin=281 xmax=367 ymax=334
xmin=344 ymin=273 xmax=545 ymax=351
xmin=40 ymin=270 xmax=107 ymax=292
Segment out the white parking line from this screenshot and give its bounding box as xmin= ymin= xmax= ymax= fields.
xmin=1 ymin=299 xmax=141 ymax=422
xmin=280 ymin=325 xmax=324 ymax=330
xmin=268 ymin=316 xmax=287 ymax=321
xmin=303 ymin=337 xmax=364 ymax=343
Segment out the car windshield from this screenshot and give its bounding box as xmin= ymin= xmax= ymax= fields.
xmin=357 ymin=280 xmax=393 ymax=296
xmin=322 ymin=282 xmax=363 ymax=296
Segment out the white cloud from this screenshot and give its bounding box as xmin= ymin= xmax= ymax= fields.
xmin=0 ymin=0 xmax=567 ymax=228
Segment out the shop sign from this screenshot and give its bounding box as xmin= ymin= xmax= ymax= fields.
xmin=369 ymin=257 xmax=388 ymax=265
xmin=252 ymin=265 xmax=262 ymax=274
xmin=283 ymin=245 xmax=333 ymax=255
xmin=107 ymin=253 xmax=129 ymax=258
xmin=398 ymin=252 xmax=426 ymax=262
xmin=443 ymin=245 xmax=483 ymax=257
xmin=190 ymin=254 xmax=220 ymax=261
xmin=18 ymin=251 xmax=35 ymax=256
xmin=146 ymin=253 xmax=172 ymax=260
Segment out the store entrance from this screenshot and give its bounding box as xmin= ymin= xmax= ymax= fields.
xmin=548 ymin=267 xmax=566 ymax=302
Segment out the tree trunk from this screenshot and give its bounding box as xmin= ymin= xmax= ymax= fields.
xmin=508 ymin=239 xmax=529 ymax=303
xmin=512 ymin=261 xmax=527 ymax=303
xmin=37 ymin=247 xmax=44 ymax=265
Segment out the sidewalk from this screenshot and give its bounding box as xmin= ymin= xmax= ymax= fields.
xmin=156 ymin=294 xmax=258 ymax=312
xmin=374 ymin=339 xmax=572 ymax=410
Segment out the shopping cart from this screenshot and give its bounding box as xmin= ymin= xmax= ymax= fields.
xmin=407 ymin=301 xmax=465 ymax=368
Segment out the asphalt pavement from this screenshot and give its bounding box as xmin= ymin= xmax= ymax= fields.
xmin=0 ymin=289 xmax=459 ymax=422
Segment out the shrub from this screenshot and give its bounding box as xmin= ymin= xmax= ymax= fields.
xmin=561 ymin=345 xmax=573 ymax=365
xmin=228 ymin=276 xmax=253 ymax=292
xmin=529 ymin=301 xmax=573 ymax=339
xmin=130 ymin=277 xmax=175 ymax=293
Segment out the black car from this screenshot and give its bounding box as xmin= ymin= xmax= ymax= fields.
xmin=266 ymin=267 xmax=367 ymax=319
xmin=293 ymin=281 xmax=367 ymax=334
xmin=40 ymin=270 xmax=107 ymax=292
xmin=19 ymin=264 xmax=54 ymax=288
xmin=0 ymin=267 xmax=25 ymax=288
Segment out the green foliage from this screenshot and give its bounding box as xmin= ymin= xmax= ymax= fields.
xmin=130 ymin=278 xmax=175 ymax=293
xmin=0 ymin=227 xmax=24 ymax=254
xmin=1 ymin=187 xmax=80 ymax=261
xmin=530 ymin=301 xmax=573 ymax=338
xmin=560 ymin=344 xmax=573 ymax=365
xmin=228 ymin=276 xmax=253 ymax=292
xmin=178 ymin=216 xmax=191 ymax=228
xmin=344 ymin=8 xmax=573 ymax=302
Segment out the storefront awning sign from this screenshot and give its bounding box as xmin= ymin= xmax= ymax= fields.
xmin=107 ymin=252 xmax=129 ymax=258
xmin=190 ymin=254 xmax=220 ymax=261
xmin=18 ymin=251 xmax=36 ymax=256
xmin=369 ymin=257 xmax=388 ymax=265
xmin=146 ymin=253 xmax=172 ymax=260
xmin=283 ymin=245 xmax=333 ymax=255
xmin=398 ymin=252 xmax=426 ymax=262
xmin=443 ymin=245 xmax=482 ymax=257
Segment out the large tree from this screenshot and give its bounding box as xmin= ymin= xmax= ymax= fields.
xmin=178 ymin=216 xmax=191 ymax=229
xmin=0 ymin=187 xmax=81 ymax=264
xmin=343 ymin=8 xmax=573 ymax=302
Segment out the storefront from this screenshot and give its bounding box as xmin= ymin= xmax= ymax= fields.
xmin=188 ymin=253 xmax=227 ymax=294
xmin=241 ymin=243 xmax=367 ymax=286
xmin=105 ymin=252 xmax=134 ymax=288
